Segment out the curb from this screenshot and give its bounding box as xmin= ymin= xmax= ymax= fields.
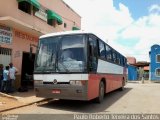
xmin=127 ymin=81 xmax=140 ymax=83
xmin=0 ymin=98 xmax=52 ymax=113
xmin=0 ymin=92 xmax=18 ymax=101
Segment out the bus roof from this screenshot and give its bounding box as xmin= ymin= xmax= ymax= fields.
xmin=39 ymin=30 xmax=126 ymax=58
xmin=40 ymin=30 xmax=93 ymax=39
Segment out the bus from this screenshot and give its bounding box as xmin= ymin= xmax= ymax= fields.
xmin=34 ymin=31 xmax=127 ymax=103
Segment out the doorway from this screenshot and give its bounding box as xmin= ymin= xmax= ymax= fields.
xmin=21 ymin=52 xmax=35 ymax=89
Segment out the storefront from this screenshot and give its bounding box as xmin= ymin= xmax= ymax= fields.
xmin=0 ymin=25 xmax=12 ymax=66
xmin=0 ymin=23 xmax=39 ymax=89
xmin=0 ymin=0 xmax=81 ymax=90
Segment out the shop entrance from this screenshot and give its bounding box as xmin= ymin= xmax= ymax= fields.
xmin=21 ymin=52 xmax=35 ymax=89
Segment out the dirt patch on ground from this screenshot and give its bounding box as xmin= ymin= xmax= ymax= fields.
xmin=0 ymin=95 xmax=23 ymax=112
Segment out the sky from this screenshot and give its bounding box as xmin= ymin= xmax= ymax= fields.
xmin=63 ymin=0 xmax=160 ymax=62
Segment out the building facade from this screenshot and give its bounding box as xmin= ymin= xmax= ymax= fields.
xmin=149 ymin=44 xmax=160 ymax=81
xmin=127 ymin=57 xmax=138 ymax=81
xmin=127 ymin=65 xmax=138 ymax=81
xmin=0 ymin=0 xmax=81 ymax=88
xmin=126 ymin=57 xmax=136 ymax=64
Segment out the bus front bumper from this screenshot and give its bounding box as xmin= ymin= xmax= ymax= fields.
xmin=34 ymin=84 xmax=88 ymax=100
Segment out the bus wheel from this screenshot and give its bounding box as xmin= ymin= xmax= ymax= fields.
xmin=95 ymin=81 xmax=104 ymax=103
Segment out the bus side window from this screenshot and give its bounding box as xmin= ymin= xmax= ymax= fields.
xmin=116 ymin=53 xmax=121 ymax=65
xmin=89 ymin=43 xmax=94 ymax=57
xmin=121 ymin=56 xmax=124 ymax=66
xmin=98 ymin=40 xmax=106 ymax=59
xmin=112 ymin=51 xmax=117 ymax=63
xmin=105 ymin=44 xmax=112 ymax=61
xmin=124 ymin=58 xmax=127 ymax=66
xmin=89 ymin=35 xmax=98 ymax=72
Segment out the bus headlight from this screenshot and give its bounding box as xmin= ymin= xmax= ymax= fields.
xmin=70 ymin=80 xmax=86 ymax=86
xmin=34 ymin=80 xmax=43 ymax=85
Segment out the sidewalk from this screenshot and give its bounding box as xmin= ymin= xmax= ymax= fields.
xmin=127 ymin=80 xmax=151 ymax=84
xmin=0 ymin=90 xmax=47 ymax=112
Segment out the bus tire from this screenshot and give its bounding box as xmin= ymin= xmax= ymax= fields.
xmin=95 ymin=81 xmax=104 ymax=103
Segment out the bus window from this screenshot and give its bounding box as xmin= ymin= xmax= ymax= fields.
xmin=88 ymin=35 xmax=98 ymax=72
xmin=123 ymin=58 xmax=127 ymax=66
xmin=59 ymin=35 xmax=86 ymax=72
xmin=99 ymin=40 xmax=105 ymax=59
xmin=120 ymin=56 xmax=124 ymax=66
xmin=121 ymin=57 xmax=126 ymax=66
xmin=112 ymin=51 xmax=117 ymax=63
xmin=105 ymin=44 xmax=112 ymax=61
xmin=116 ymin=54 xmax=121 ymax=65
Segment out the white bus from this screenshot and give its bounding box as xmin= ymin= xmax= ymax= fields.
xmin=34 ymin=31 xmax=127 ymax=103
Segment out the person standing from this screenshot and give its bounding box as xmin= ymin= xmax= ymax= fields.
xmin=1 ymin=66 xmax=9 ymax=93
xmin=9 ymin=63 xmax=18 ymax=92
xmin=0 ymin=64 xmax=4 ymax=91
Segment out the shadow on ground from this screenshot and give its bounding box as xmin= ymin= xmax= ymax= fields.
xmin=38 ymin=87 xmax=132 ymax=113
xmin=8 ymin=89 xmax=35 ymax=98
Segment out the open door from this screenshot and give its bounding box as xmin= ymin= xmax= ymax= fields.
xmin=21 ymin=52 xmax=35 ymax=89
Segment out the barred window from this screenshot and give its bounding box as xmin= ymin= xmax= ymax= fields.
xmin=156 ymin=68 xmax=160 ymax=76
xmin=0 ymin=47 xmax=12 ymax=55
xmin=156 ymin=55 xmax=160 ymax=62
xmin=0 ymin=47 xmax=12 ymax=66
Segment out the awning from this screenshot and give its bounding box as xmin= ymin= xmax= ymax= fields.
xmin=72 ymin=27 xmax=80 ymax=30
xmin=17 ymin=0 xmax=40 ymax=9
xmin=47 ymin=10 xmax=63 ymax=25
xmin=0 ymin=16 xmax=46 ymax=36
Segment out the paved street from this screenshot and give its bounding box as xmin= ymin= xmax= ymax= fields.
xmin=2 ymin=82 xmax=160 ymax=119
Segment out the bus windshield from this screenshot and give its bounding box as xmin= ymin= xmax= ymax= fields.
xmin=34 ymin=34 xmax=87 ymax=73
